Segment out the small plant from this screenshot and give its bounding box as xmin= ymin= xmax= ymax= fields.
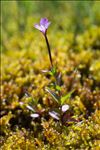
xmin=34 ymin=18 xmax=75 ymax=123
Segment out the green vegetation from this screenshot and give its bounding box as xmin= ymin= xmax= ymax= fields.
xmin=1 ymin=1 xmax=100 ymax=150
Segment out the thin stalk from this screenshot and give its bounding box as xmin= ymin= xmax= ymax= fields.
xmin=44 ymin=34 xmax=53 ymax=68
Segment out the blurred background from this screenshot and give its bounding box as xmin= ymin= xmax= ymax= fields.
xmin=1 ymin=1 xmax=100 ymax=51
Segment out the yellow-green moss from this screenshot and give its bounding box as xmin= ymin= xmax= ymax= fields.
xmin=1 ymin=26 xmax=100 ymax=149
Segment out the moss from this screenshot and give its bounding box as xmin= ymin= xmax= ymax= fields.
xmin=1 ymin=26 xmax=100 ymax=149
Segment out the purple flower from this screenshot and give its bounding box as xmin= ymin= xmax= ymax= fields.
xmin=34 ymin=18 xmax=51 ymax=35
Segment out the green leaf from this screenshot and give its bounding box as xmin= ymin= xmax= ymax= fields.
xmin=55 ymin=85 xmax=61 ymax=91
xmin=49 ymin=66 xmax=57 ymax=76
xmin=45 ymin=87 xmax=60 ymax=103
xmin=61 ymin=90 xmax=74 ymax=105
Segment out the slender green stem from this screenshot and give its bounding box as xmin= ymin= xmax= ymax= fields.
xmin=45 ymin=34 xmax=53 ymax=68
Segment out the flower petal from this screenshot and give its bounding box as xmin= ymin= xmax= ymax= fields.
xmin=34 ymin=24 xmax=42 ymax=31
xmin=40 ymin=25 xmax=46 ymax=34
xmin=45 ymin=22 xmax=51 ymax=29
xmin=40 ymin=18 xmax=48 ymax=26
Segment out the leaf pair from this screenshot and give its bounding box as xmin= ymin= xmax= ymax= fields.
xmin=45 ymin=87 xmax=74 ymax=105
